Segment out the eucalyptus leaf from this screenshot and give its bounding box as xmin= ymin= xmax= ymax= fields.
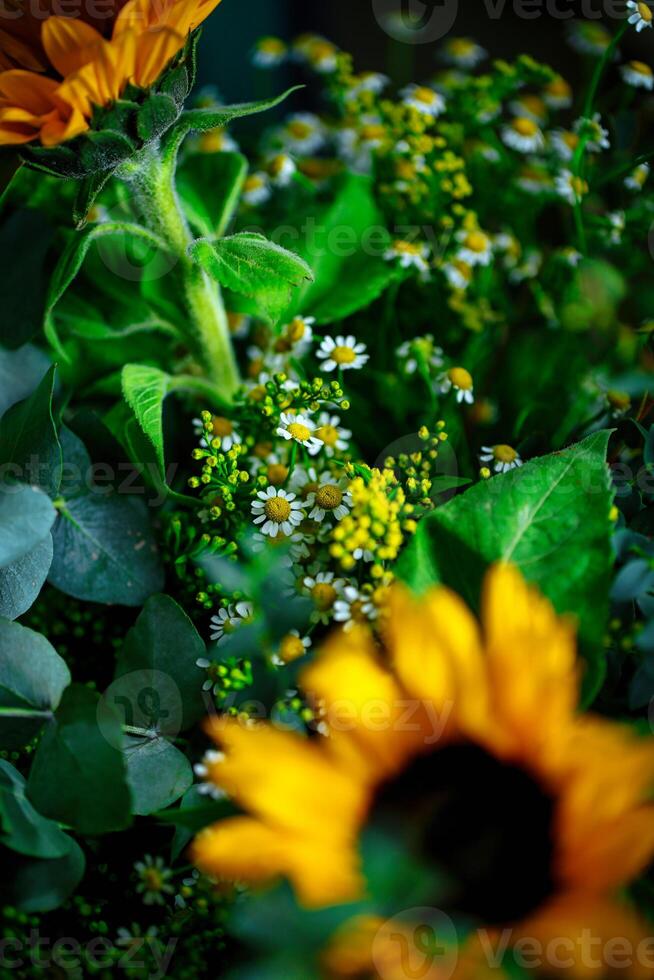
xmin=124 ymin=736 xmax=192 ymax=816
xmin=0 ymin=837 xmax=85 ymax=913
xmin=0 ymin=534 xmax=53 ymax=620
xmin=0 ymin=761 xmax=71 ymax=859
xmin=0 ymin=366 xmax=61 ymax=496
xmin=0 ymin=483 xmax=55 ymax=569
xmin=0 ymin=345 xmax=52 ymax=419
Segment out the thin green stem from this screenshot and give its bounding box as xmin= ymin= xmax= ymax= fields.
xmin=116 ymin=143 xmax=240 ymax=401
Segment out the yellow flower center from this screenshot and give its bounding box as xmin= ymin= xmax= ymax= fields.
xmin=464 ymin=231 xmax=489 ymax=253
xmin=570 ymin=175 xmax=588 ymax=196
xmin=518 ymin=95 xmax=546 ymax=118
xmin=630 ymin=59 xmax=653 ymax=76
xmin=638 ymin=2 xmax=652 ymax=22
xmin=260 ymin=38 xmax=285 ymax=55
xmin=513 ymin=117 xmax=539 ymax=137
xmin=394 ymin=240 xmax=421 ymax=256
xmin=562 ymin=132 xmax=580 ymax=150
xmin=493 ymin=445 xmax=517 ymax=464
xmin=316 ymin=485 xmax=344 ymax=510
xmin=268 ymin=155 xmax=287 ymax=177
xmin=143 ymin=869 xmax=164 ymax=892
xmin=288 ymin=120 xmax=313 ymax=138
xmin=413 ymin=86 xmax=436 ymax=104
xmin=212 ymin=416 xmax=233 ymax=437
xmin=287 ymin=318 xmax=307 ymax=342
xmin=546 ymin=77 xmax=571 ymax=99
xmin=245 ymin=175 xmax=264 ymax=191
xmin=316 ymin=424 xmax=339 ymax=447
xmin=310 ymin=41 xmax=336 ymax=61
xmin=288 ymin=422 xmax=312 ymax=442
xmin=264 ymin=497 xmax=292 ymax=522
xmin=448 ymin=367 xmax=473 ymax=390
xmin=227 ymin=313 xmax=247 ymax=334
xmin=360 ymin=123 xmax=386 ymax=141
xmin=332 ymin=346 xmax=357 ymax=365
xmin=449 ymin=39 xmax=474 ymax=55
xmin=312 ymin=582 xmax=337 ymax=610
xmin=279 ymin=634 xmax=306 ymax=664
xmin=267 ymin=464 xmax=289 ymax=486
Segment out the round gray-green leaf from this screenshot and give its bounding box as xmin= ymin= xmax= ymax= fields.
xmin=0 ymin=482 xmax=56 ymax=569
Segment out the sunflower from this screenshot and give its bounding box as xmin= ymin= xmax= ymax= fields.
xmin=0 ymin=0 xmax=221 ymax=146
xmin=192 ymin=564 xmax=654 ymax=977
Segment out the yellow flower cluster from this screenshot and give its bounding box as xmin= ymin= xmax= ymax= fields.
xmin=330 ymin=468 xmax=413 ymax=572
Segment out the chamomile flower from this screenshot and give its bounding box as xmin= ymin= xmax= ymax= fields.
xmin=555 ymin=170 xmax=588 ymax=205
xmin=195 ymin=415 xmax=241 ymax=451
xmin=209 ymin=602 xmax=253 ymax=643
xmin=315 ymin=413 xmax=352 ymax=456
xmin=627 ymin=0 xmax=653 ymax=32
xmin=396 ymin=335 xmax=444 ymax=375
xmin=303 ymin=571 xmax=344 ymax=623
xmin=317 ymin=335 xmax=369 ymax=372
xmin=441 ymin=38 xmax=487 ymax=68
xmin=345 ymin=72 xmax=389 ymax=101
xmin=607 ymin=210 xmax=626 ymax=245
xmin=266 ymin=153 xmax=297 ymax=187
xmin=549 ymin=129 xmax=580 ymax=161
xmin=194 ymin=751 xmax=227 ymax=799
xmin=573 ymin=113 xmax=610 ymax=153
xmin=306 ymin=38 xmax=339 ymax=74
xmin=277 ymin=413 xmax=324 ymax=455
xmin=509 ymin=95 xmax=547 ymax=124
xmin=501 ymin=117 xmax=545 ymax=153
xmin=242 ymin=172 xmax=271 ymax=207
xmin=134 ymin=856 xmax=174 ymax=906
xmin=252 ymin=36 xmax=287 ymax=68
xmin=479 ymin=444 xmax=523 ymax=473
xmin=516 ymin=164 xmax=553 ymax=194
xmin=400 ymin=84 xmax=446 ymax=118
xmin=442 ymin=259 xmax=473 ymax=291
xmin=440 ymin=367 xmax=475 ymax=404
xmin=306 ymin=475 xmax=352 ymax=522
xmin=384 ymin=239 xmax=430 ymax=275
xmin=625 ymin=162 xmax=650 ymax=190
xmin=567 ymin=21 xmax=612 ymax=55
xmin=279 ymin=315 xmax=314 ymax=355
xmin=274 ymin=630 xmax=312 ymax=665
xmin=333 ymin=586 xmax=378 ymax=631
xmin=543 ymin=76 xmax=573 ymax=109
xmin=456 ymin=228 xmax=493 ymax=267
xmin=281 ymin=113 xmax=325 ymax=155
xmin=251 ymin=487 xmax=304 ymax=537
xmin=621 ymin=60 xmax=654 ymax=89
xmin=198 ymin=128 xmax=239 ymax=154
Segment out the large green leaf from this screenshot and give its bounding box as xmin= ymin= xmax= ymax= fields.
xmin=0 ymin=483 xmax=55 ymax=569
xmin=0 ymin=837 xmax=85 ymax=913
xmin=124 ymin=736 xmax=193 ymax=816
xmin=121 ymin=364 xmax=171 ymax=478
xmin=0 ymin=619 xmax=70 ymax=750
xmin=114 ymin=594 xmax=206 ymax=732
xmin=0 ymin=366 xmax=61 ymax=496
xmin=178 ymin=152 xmax=248 ymax=238
xmin=27 ymin=684 xmax=131 ymax=835
xmin=0 ymin=345 xmax=52 ymax=420
xmin=189 ymin=233 xmax=313 ymax=324
xmin=396 ymin=432 xmax=615 ymax=703
xmin=0 ymin=210 xmax=55 ymax=349
xmin=0 ymin=761 xmax=71 ymax=859
xmin=0 ymin=535 xmax=53 ymax=620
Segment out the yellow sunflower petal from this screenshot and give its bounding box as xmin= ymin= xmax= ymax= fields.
xmin=132 ymin=25 xmax=185 ymax=88
xmin=0 ymin=70 xmax=59 ymax=115
xmin=41 ymin=16 xmax=104 ymax=77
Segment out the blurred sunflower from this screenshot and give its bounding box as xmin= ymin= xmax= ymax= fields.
xmin=193 ymin=564 xmax=654 ymax=978
xmin=0 ymin=0 xmax=221 ymax=146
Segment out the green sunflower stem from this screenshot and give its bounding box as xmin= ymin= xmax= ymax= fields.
xmin=115 ymin=142 xmax=240 ymax=401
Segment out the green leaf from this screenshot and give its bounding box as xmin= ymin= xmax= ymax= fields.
xmin=136 ymin=92 xmax=180 ymax=143
xmin=0 ymin=366 xmax=62 ymax=496
xmin=0 ymin=209 xmax=55 ymax=349
xmin=0 ymin=761 xmax=71 ymax=859
xmin=189 ymin=233 xmax=313 ymax=325
xmin=114 ymin=594 xmax=206 ymax=732
xmin=48 ymin=491 xmax=165 ymax=606
xmin=178 ymin=152 xmax=248 ymax=238
xmin=0 ymin=619 xmax=70 ymax=750
xmin=124 ymin=736 xmax=192 ymax=816
xmin=27 ymin=684 xmax=131 ymax=835
xmin=0 ymin=837 xmax=85 ymax=913
xmin=0 ymin=344 xmax=53 ymax=419
xmin=0 ymin=535 xmax=53 ymax=621
xmin=0 ymin=483 xmax=55 ymax=569
xmin=396 ymin=432 xmax=615 ymax=704
xmin=121 ymin=364 xmax=171 ymax=478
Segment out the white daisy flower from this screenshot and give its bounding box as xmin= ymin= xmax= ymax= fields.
xmin=441 ymin=37 xmax=487 ymax=68
xmin=198 ymin=128 xmax=239 ymax=153
xmin=509 ymin=250 xmax=542 ymax=283
xmin=316 ymin=335 xmax=369 ymax=372
xmin=251 ymin=486 xmax=304 ymax=537
xmin=242 ymin=172 xmax=271 ymax=206
xmin=281 ymin=113 xmax=325 ymax=155
xmin=440 ymin=367 xmax=475 ymax=405
xmin=252 ymin=36 xmax=287 ymax=67
xmin=442 ymin=259 xmax=473 ymax=291
xmin=544 ymin=76 xmax=573 ymax=109
xmin=509 ymin=95 xmax=547 ymax=124
xmin=277 ymin=412 xmax=324 ymax=455
xmin=516 ymin=165 xmax=553 ymax=195
xmin=625 ymin=162 xmax=650 ymax=191
xmin=555 ymin=170 xmax=588 ymax=206
xmin=273 ymin=629 xmax=312 ymax=666
xmin=193 ymin=415 xmax=241 ymax=451
xmin=501 ymin=117 xmax=545 ymax=153
xmin=282 ymin=315 xmax=314 ymax=355
xmin=480 ymin=444 xmax=523 ymax=474
xmin=621 ymin=59 xmax=654 ymax=89
xmin=455 ymin=228 xmax=493 ymax=267
xmin=194 ymin=750 xmax=227 ymax=799
xmin=315 ymin=413 xmax=351 ymax=456
xmin=567 ymin=21 xmax=612 ymax=55
xmin=303 ymin=571 xmax=344 ymax=623
xmin=384 ymin=239 xmax=430 ymax=275
xmin=209 ymin=601 xmax=253 ymax=643
xmin=266 ymin=153 xmax=297 ymax=187
xmin=333 ymin=586 xmax=378 ymax=631
xmin=627 ymin=0 xmax=653 ymax=32
xmin=134 ymin=856 xmax=175 ymax=906
xmin=306 ymin=38 xmax=339 ymax=74
xmin=397 ymin=335 xmax=444 ymax=375
xmin=549 ymin=129 xmax=580 ymax=161
xmin=573 ymin=113 xmax=610 ymax=153
xmin=345 ymin=72 xmax=389 ymax=101
xmin=400 ymin=84 xmax=446 ymax=118
xmin=306 ymin=474 xmax=352 ymax=522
